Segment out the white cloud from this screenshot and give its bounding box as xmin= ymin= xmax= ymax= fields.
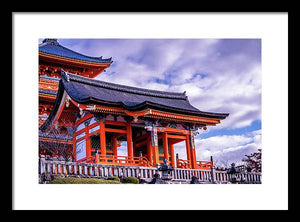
xmin=194 ymin=130 xmax=262 ymax=166
xmin=58 ymin=39 xmax=262 ymax=164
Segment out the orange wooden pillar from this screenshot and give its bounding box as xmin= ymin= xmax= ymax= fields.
xmin=162 ymin=132 xmax=169 ymax=162
xmin=190 ymin=133 xmax=197 ymax=169
xmin=99 ymin=118 xmax=106 ymax=158
xmin=170 ymin=143 xmax=175 ymax=167
xmin=126 ymin=122 xmax=134 ymax=161
xmin=147 ymin=136 xmax=153 ymax=164
xmin=190 ymin=149 xmax=197 ymax=169
xmin=152 ymin=146 xmax=159 ymax=166
xmin=85 ymin=122 xmax=91 ymax=159
xmin=112 ymin=136 xmax=118 ymax=156
xmin=185 ymin=134 xmax=192 ymax=168
xmin=151 ymin=127 xmax=159 ymax=166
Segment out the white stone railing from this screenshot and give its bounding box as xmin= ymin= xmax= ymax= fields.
xmin=214 ymin=170 xmax=262 ymax=183
xmin=39 ymin=158 xmax=157 ymax=180
xmin=171 ymin=168 xmax=213 ymax=181
xmin=39 ymin=158 xmax=261 ymax=183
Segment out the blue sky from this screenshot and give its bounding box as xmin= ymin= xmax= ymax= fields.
xmin=42 ymin=38 xmax=262 ymax=167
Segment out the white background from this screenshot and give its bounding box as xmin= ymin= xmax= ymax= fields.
xmin=12 ymin=13 xmax=288 ymax=210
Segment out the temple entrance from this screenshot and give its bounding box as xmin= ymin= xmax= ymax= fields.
xmin=173 ymin=141 xmax=187 ymax=168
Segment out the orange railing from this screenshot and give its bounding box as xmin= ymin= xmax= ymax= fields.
xmin=78 ymin=155 xmax=153 ymax=167
xmin=195 ymin=160 xmax=213 ymax=170
xmin=176 ymin=158 xmax=213 ymax=170
xmin=176 ymin=159 xmax=192 ymax=169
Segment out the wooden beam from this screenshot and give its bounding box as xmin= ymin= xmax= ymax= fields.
xmin=167 ymin=134 xmax=187 ymax=140
xmin=105 ymin=120 xmax=127 ymax=126
xmin=105 ymin=128 xmax=127 ymax=134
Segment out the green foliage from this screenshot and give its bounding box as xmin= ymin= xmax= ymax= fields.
xmin=107 ymin=176 xmax=121 ymax=182
xmin=122 ymin=177 xmax=139 ymax=184
xmin=48 ymin=177 xmax=121 ymax=184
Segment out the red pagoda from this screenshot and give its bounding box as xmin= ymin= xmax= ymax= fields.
xmin=39 ymin=38 xmax=112 ymax=126
xmin=39 ymin=39 xmax=229 ymax=170
xmin=38 ymin=39 xmax=112 ymax=158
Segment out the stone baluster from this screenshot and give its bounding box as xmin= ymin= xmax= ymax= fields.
xmin=39 ymin=156 xmax=45 ymax=174
xmin=102 ymin=167 xmax=106 ymax=177
xmin=113 ymin=168 xmax=117 ymax=177
xmin=248 ymin=173 xmax=251 ymax=182
xmin=89 ymin=165 xmax=93 ymax=176
xmin=106 ymin=167 xmax=109 ymax=177
xmin=205 ymin=171 xmax=208 ymax=181
xmin=127 ymin=168 xmax=131 ymax=177
xmin=94 ymin=166 xmax=99 ymax=177
xmin=99 ymin=167 xmax=103 ymax=177
xmin=83 ymin=165 xmax=87 ymax=175
xmin=110 ymin=167 xmax=114 ymax=177
xmin=118 ymin=168 xmax=122 ymax=177
xmin=78 ymin=165 xmax=82 ymax=175
xmin=52 ymin=163 xmax=56 ymax=174
xmin=63 ymin=163 xmax=67 ymax=175
xmin=66 ymin=164 xmax=70 ymax=175
xmin=57 ymin=163 xmax=61 ymax=174
xmin=133 ymin=168 xmax=136 ymax=177
xmin=107 ymin=167 xmax=111 ymax=177
xmin=47 ymin=162 xmax=51 ymax=174
xmin=73 ymin=164 xmax=77 ymax=175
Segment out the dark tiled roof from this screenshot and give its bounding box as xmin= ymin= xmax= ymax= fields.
xmin=62 ymin=71 xmax=229 ymax=119
xmin=39 ymin=39 xmax=112 ymax=64
xmin=40 ymin=71 xmax=229 ymax=131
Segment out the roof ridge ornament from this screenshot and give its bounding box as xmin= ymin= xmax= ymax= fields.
xmin=42 ymin=38 xmax=59 ymax=45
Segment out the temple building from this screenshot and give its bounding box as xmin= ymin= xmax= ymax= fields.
xmin=39 ymin=39 xmax=229 ymax=170
xmin=38 ymin=39 xmax=112 ymax=156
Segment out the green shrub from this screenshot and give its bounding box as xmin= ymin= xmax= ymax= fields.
xmin=48 ymin=177 xmax=121 ymax=184
xmin=122 ymin=177 xmax=139 ymax=184
xmin=107 ymin=176 xmax=121 ymax=182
